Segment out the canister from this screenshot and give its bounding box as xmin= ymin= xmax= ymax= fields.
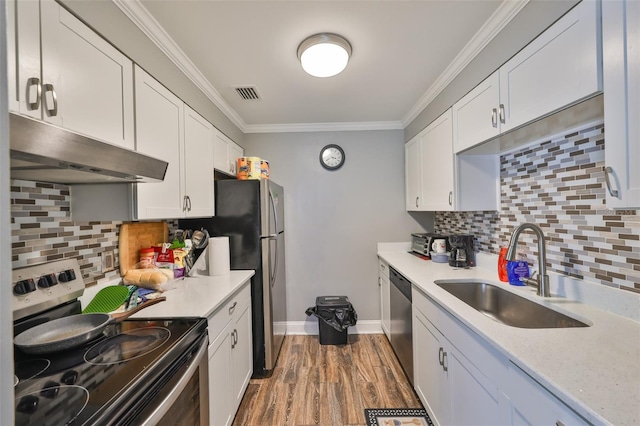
xmin=237 ymin=156 xmax=261 ymax=180
xmin=260 ymin=160 xmax=270 ymax=179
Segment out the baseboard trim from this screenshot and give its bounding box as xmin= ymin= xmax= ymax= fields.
xmin=282 ymin=320 xmax=382 ymax=335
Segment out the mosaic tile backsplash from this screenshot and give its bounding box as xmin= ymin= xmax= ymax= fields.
xmin=10 ymin=122 xmax=639 ymax=294
xmin=435 ymin=122 xmax=640 ymax=293
xmin=11 ymin=180 xmax=124 ymax=287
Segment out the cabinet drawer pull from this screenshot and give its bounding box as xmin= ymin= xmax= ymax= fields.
xmin=448 ymin=191 xmax=453 ymax=206
xmin=491 ymin=108 xmax=497 ymax=128
xmin=26 ymin=77 xmax=42 ymax=111
xmin=555 ymin=422 xmax=565 ymax=426
xmin=43 ymin=84 xmax=58 ymax=117
xmin=442 ymin=351 xmax=448 ymax=372
xmin=228 ymin=301 xmax=237 ymax=315
xmin=604 ymin=166 xmax=619 ymax=198
xmin=499 ymin=104 xmax=505 ymax=124
xmin=415 ymin=197 xmax=419 ymax=208
xmin=438 ymin=347 xmax=444 ymax=366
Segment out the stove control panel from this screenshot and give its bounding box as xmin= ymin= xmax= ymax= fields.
xmin=12 ymin=259 xmax=85 ymax=321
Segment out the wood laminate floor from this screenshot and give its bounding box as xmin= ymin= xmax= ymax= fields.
xmin=232 ymin=334 xmax=423 ymax=426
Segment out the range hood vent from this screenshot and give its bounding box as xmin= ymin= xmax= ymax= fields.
xmin=9 ymin=114 xmax=168 ymax=184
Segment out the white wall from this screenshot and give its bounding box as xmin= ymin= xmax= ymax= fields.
xmin=244 ymin=130 xmax=432 ymax=322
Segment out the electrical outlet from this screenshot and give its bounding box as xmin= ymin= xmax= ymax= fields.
xmin=101 ymin=250 xmax=115 ymax=273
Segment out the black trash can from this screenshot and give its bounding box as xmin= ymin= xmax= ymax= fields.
xmin=305 ymin=296 xmax=357 ymax=345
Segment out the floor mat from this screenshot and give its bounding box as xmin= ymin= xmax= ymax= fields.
xmin=364 ymin=408 xmax=434 ymax=426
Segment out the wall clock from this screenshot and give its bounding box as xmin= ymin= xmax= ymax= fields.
xmin=319 ymin=144 xmax=345 ymax=170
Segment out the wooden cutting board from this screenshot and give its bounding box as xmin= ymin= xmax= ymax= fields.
xmin=119 ymin=222 xmax=168 ymax=275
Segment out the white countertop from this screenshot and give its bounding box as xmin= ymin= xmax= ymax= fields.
xmin=132 ymin=270 xmax=254 ymax=319
xmin=81 ymin=270 xmax=255 ymax=320
xmin=378 ymin=248 xmax=640 ymax=426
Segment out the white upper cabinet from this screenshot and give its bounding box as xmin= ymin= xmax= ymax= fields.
xmin=602 ymin=0 xmax=640 ymax=209
xmin=214 ymin=131 xmax=244 ymax=177
xmin=418 ymin=109 xmax=455 ymax=211
xmin=135 ymin=66 xmax=215 ymax=219
xmin=405 ymin=136 xmax=423 ymax=210
xmin=452 ymin=0 xmax=601 ymax=154
xmin=184 ymin=106 xmax=215 ymax=217
xmin=9 ymin=0 xmax=134 ymax=148
xmin=452 ymin=71 xmax=501 ymax=153
xmin=406 ymin=109 xmax=498 ymax=212
xmin=499 ymin=0 xmax=601 ymax=133
xmin=134 ymin=66 xmax=185 ymax=219
xmin=406 ymin=110 xmax=454 ymax=211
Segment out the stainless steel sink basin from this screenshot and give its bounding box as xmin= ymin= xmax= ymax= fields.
xmin=435 ymin=280 xmax=589 ymax=328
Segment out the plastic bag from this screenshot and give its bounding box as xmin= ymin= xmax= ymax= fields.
xmin=305 ymin=302 xmax=357 ymax=332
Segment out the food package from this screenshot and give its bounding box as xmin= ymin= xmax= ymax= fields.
xmin=123 ymin=264 xmax=177 ymax=292
xmin=260 ymin=160 xmax=270 ymax=179
xmin=237 ymin=156 xmax=261 ymax=180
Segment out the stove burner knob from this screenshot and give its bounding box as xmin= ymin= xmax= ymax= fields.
xmin=13 ymin=279 xmax=36 ymax=295
xmin=37 ymin=273 xmax=58 ymax=288
xmin=58 ymin=269 xmax=76 ymax=282
xmin=61 ymin=370 xmax=78 ymax=385
xmin=16 ymin=394 xmax=38 ymax=414
xmin=40 ymin=381 xmax=60 ymax=399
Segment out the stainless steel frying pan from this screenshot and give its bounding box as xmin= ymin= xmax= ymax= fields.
xmin=14 ymin=297 xmax=166 ymax=355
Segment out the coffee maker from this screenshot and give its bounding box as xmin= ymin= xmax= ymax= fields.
xmin=448 ymin=235 xmax=476 ymax=267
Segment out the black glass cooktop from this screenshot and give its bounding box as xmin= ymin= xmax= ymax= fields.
xmin=14 ymin=317 xmax=206 ymax=426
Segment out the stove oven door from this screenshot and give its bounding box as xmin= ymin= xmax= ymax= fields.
xmin=133 ymin=334 xmax=209 ymax=425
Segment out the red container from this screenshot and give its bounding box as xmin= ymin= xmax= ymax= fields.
xmin=498 ymin=247 xmax=509 ymax=282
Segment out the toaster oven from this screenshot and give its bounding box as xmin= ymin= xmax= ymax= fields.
xmin=411 ymin=233 xmax=449 ymax=256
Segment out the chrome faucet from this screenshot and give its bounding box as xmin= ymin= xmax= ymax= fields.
xmin=506 ymin=223 xmax=551 ymax=297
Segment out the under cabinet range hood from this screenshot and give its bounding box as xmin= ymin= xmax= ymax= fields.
xmin=9 ymin=114 xmax=168 ymax=184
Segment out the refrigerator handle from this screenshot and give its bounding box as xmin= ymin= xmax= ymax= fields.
xmin=269 ymin=190 xmax=279 ymax=288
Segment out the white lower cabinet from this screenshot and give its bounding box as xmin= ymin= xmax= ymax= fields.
xmin=506 ymin=362 xmax=587 ymax=425
xmin=207 ymin=283 xmax=252 ymax=426
xmin=378 ymin=258 xmax=390 ymax=338
xmin=413 ymin=299 xmax=506 ymax=426
xmin=412 ymin=286 xmax=587 ymax=426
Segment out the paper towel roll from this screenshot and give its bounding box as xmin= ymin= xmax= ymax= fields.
xmin=208 ymin=236 xmax=230 ymax=276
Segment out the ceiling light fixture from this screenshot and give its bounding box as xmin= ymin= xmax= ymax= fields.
xmin=297 ymin=33 xmax=352 ymax=78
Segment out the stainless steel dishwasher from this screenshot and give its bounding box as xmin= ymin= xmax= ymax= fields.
xmin=389 ymin=266 xmax=413 ymax=384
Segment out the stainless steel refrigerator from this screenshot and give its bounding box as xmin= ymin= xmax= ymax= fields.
xmin=179 ymin=179 xmax=287 ymax=377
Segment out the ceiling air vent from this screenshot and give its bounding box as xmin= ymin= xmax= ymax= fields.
xmin=234 ymin=86 xmax=261 ymax=100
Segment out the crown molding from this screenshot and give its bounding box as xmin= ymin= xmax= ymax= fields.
xmin=243 ymin=120 xmax=404 ymax=134
xmin=115 ymin=0 xmax=526 ymax=135
xmin=112 ymin=0 xmax=248 ymax=132
xmin=401 ymin=0 xmax=529 ymax=128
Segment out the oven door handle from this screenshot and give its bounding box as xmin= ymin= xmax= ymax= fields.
xmin=139 ymin=336 xmax=208 ymax=425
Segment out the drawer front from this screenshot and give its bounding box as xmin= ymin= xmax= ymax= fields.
xmin=379 ymin=259 xmax=389 ymax=278
xmin=208 ymin=283 xmax=251 ymax=341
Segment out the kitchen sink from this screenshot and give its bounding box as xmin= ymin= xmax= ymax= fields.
xmin=434 ymin=280 xmax=589 ymax=328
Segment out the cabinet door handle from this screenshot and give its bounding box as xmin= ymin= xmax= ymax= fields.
xmin=43 ymin=84 xmax=58 ymax=117
xmin=378 ymin=277 xmax=381 ymax=286
xmin=228 ymin=301 xmax=237 ymax=315
xmin=491 ymin=108 xmax=497 ymax=128
xmin=438 ymin=347 xmax=444 ymax=366
xmin=604 ymin=166 xmax=619 ymax=198
xmin=26 ymin=77 xmax=42 ymax=111
xmin=448 ymin=191 xmax=453 ymax=206
xmin=499 ymin=104 xmax=505 ymax=124
xmin=555 ymin=422 xmax=565 ymax=426
xmin=182 ymin=195 xmax=188 ymax=212
xmin=231 ymin=329 xmax=238 ymax=348
xmin=442 ymin=351 xmax=448 ymax=372
xmin=187 ymin=196 xmax=192 ymax=211
xmin=415 ymin=197 xmax=419 ymax=208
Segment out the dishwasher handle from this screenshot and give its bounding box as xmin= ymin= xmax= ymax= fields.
xmin=389 ymin=267 xmax=412 ymax=301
